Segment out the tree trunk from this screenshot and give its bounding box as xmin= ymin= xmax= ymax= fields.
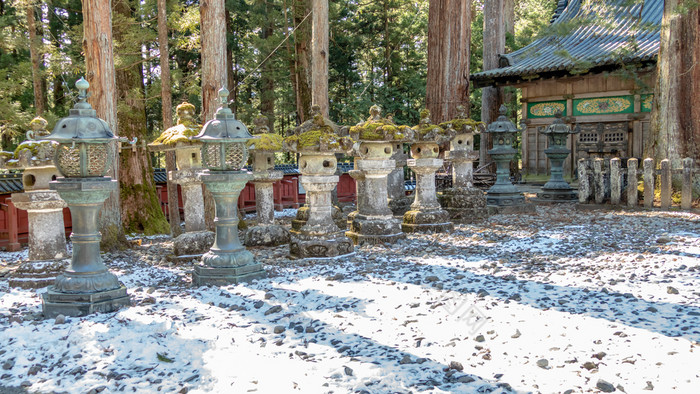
xmin=260 ymin=0 xmax=276 ymax=130
xmin=647 ymin=0 xmax=700 ymax=175
xmin=311 ymin=0 xmax=328 ymax=116
xmin=158 ymin=0 xmax=182 ymax=235
xmin=201 ymin=0 xmax=227 ymax=230
xmin=200 ymin=0 xmax=227 ymax=121
xmin=226 ymin=9 xmax=238 ymax=113
xmin=480 ymin=0 xmax=505 ymax=170
xmin=426 ymin=0 xmax=471 ymax=123
xmin=26 ymin=4 xmax=45 ymax=115
xmin=82 ymin=0 xmax=125 ymax=249
xmin=114 ymin=0 xmax=169 ymax=236
xmin=293 ymin=0 xmax=312 ymax=122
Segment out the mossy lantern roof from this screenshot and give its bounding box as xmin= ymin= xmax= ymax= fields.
xmin=349 ymin=105 xmax=412 ymax=142
xmin=438 ymin=106 xmax=483 ymax=135
xmin=411 ymin=108 xmax=454 ymax=144
xmin=284 ymin=106 xmax=353 ymax=153
xmin=247 ymin=115 xmax=283 ymax=152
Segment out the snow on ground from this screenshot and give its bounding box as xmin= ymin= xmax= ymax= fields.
xmin=1 ymin=205 xmax=699 ymax=393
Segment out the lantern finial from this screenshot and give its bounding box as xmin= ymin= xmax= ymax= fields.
xmin=218 ymin=87 xmax=230 ymax=108
xmin=76 ymin=77 xmax=89 ymax=103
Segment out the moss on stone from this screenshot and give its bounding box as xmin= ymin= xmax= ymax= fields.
xmin=248 ymin=133 xmax=283 ymax=151
xmin=285 ymin=127 xmax=341 ymax=149
xmin=152 ymin=123 xmax=201 ymax=146
xmin=349 ymin=121 xmax=410 ymax=141
xmin=439 ymin=119 xmax=484 ymax=131
xmin=13 ymin=140 xmax=52 ymax=157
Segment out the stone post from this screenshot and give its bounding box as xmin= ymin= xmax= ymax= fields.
xmin=627 ymin=158 xmax=638 ymax=208
xmin=610 ymin=158 xmax=621 ymax=205
xmin=681 ymin=157 xmax=692 ymax=210
xmin=170 ymin=169 xmax=206 ymax=232
xmin=660 ymin=159 xmax=671 ymax=209
xmin=439 ymin=120 xmax=488 ymax=223
xmin=388 ymin=141 xmax=411 ymax=215
xmin=244 ymin=149 xmax=290 ymax=246
xmin=577 ymin=158 xmax=590 ymax=204
xmin=643 ymin=158 xmax=654 ymax=208
xmin=402 ymin=147 xmax=453 ymax=233
xmin=593 ymin=158 xmax=605 ymax=204
xmin=289 ymin=154 xmax=355 ymax=258
xmin=347 ymin=142 xmax=404 ymax=244
xmin=193 ymin=171 xmax=265 ymax=285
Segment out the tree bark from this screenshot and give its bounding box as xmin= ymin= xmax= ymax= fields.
xmin=82 ymin=0 xmax=125 ymax=249
xmin=311 ymin=0 xmax=328 ymax=116
xmin=260 ymin=0 xmax=276 ymax=130
xmin=27 ymin=3 xmax=45 ymax=115
xmin=426 ymin=0 xmax=471 ymax=123
xmin=201 ymin=0 xmax=227 ymax=230
xmin=200 ymin=0 xmax=227 ymax=121
xmin=647 ymin=0 xmax=700 ymax=174
xmin=114 ymin=0 xmax=169 ymax=236
xmin=293 ymin=0 xmax=312 ymax=122
xmin=480 ymin=0 xmax=505 ymax=169
xmin=158 ymin=0 xmax=182 ymax=235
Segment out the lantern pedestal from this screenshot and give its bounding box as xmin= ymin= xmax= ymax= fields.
xmin=244 ymin=169 xmax=290 ymax=246
xmin=440 ymin=143 xmax=488 ymax=223
xmin=169 ymin=169 xmax=206 ymax=232
xmin=402 ymin=158 xmax=453 ymax=233
xmin=8 ymin=191 xmax=69 ymax=289
xmin=42 ymin=178 xmax=129 ymax=318
xmin=485 ymin=149 xmax=535 ymax=214
xmin=193 ymin=171 xmax=265 ymax=286
xmin=534 ymin=147 xmax=577 ymax=202
xmin=346 ymin=158 xmax=404 ymax=245
xmin=388 ymin=143 xmax=412 ymax=216
xmin=289 ymin=175 xmax=354 ymax=259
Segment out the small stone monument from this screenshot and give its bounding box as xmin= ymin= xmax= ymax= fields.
xmin=191 ymin=88 xmax=265 ymax=285
xmin=534 ymin=111 xmax=579 ymax=202
xmin=0 ymin=117 xmax=69 ymax=288
xmin=402 ymin=109 xmax=455 ymax=233
xmin=284 ymin=105 xmax=355 ymax=259
xmin=484 ymin=105 xmax=535 ymax=213
xmin=438 ymin=106 xmax=488 ymax=223
xmin=148 ymin=102 xmax=212 ymax=258
xmin=346 ymin=105 xmax=412 ymax=244
xmin=40 ymin=77 xmax=130 ymax=317
xmin=244 ymin=115 xmax=290 ymax=246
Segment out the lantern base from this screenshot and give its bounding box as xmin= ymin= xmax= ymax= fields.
xmin=192 ymin=262 xmax=266 ymax=286
xmin=486 ymin=203 xmax=537 ymax=215
xmin=42 ymin=283 xmax=129 ymax=318
xmin=8 ymin=259 xmax=69 ymax=289
xmin=401 ymin=209 xmax=453 ymax=233
xmin=346 ymin=214 xmax=404 ymax=245
xmin=291 ymin=205 xmax=347 ymax=231
xmin=439 ymin=187 xmax=489 ymax=223
xmin=289 ymin=231 xmax=355 ymax=260
xmin=244 ymin=224 xmax=290 ymax=247
xmin=533 ymin=187 xmax=578 ymax=203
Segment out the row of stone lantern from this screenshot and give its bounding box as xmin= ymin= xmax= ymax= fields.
xmin=3 ymin=75 xmax=579 ymax=317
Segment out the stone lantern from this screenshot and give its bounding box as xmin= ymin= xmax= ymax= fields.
xmin=438 ymin=105 xmax=488 ymax=223
xmin=40 ymin=77 xmax=130 ymax=317
xmin=402 ymin=109 xmax=455 ymax=233
xmin=244 ymin=115 xmax=289 ymax=246
xmin=148 ymin=102 xmax=205 ymax=234
xmin=190 ymin=87 xmax=265 ymax=285
xmin=346 ymin=105 xmax=412 ymax=244
xmin=0 ymin=117 xmax=68 ymax=288
xmin=484 ymin=105 xmax=534 ymax=213
xmin=284 ymin=105 xmax=355 ymax=259
xmin=535 ymin=111 xmax=579 ymax=202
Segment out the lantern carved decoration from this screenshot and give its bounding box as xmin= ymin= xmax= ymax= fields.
xmin=39 ymin=77 xmax=130 ymax=317
xmin=438 ymin=105 xmax=488 ymax=223
xmin=190 ymin=87 xmax=266 ymax=285
xmin=401 ymin=109 xmax=455 ymax=234
xmin=346 ymin=105 xmax=412 ymax=245
xmin=535 ymin=111 xmax=580 ymax=201
xmin=284 ymin=105 xmax=355 ymax=259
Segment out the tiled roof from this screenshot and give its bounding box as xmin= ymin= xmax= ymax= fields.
xmin=471 ymin=0 xmax=662 ymax=87
xmin=0 ymin=173 xmax=23 ymax=193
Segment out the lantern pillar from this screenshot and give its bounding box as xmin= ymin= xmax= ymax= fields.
xmin=535 ymin=112 xmax=579 ymax=202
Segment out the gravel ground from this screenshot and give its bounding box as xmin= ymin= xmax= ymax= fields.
xmin=0 ymin=204 xmax=698 ymax=393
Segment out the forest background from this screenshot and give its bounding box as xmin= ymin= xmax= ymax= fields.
xmin=0 ymin=0 xmax=557 ymax=152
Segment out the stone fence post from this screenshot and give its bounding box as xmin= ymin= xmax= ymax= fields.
xmin=660 ymin=159 xmax=672 ymax=209
xmin=577 ymin=158 xmax=590 ymax=203
xmin=643 ymin=158 xmax=654 ymax=208
xmin=610 ymin=158 xmax=621 ymax=205
xmin=681 ymin=158 xmax=693 ymax=210
xmin=627 ymin=158 xmax=638 ymax=207
xmin=593 ymin=158 xmax=606 ymax=204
